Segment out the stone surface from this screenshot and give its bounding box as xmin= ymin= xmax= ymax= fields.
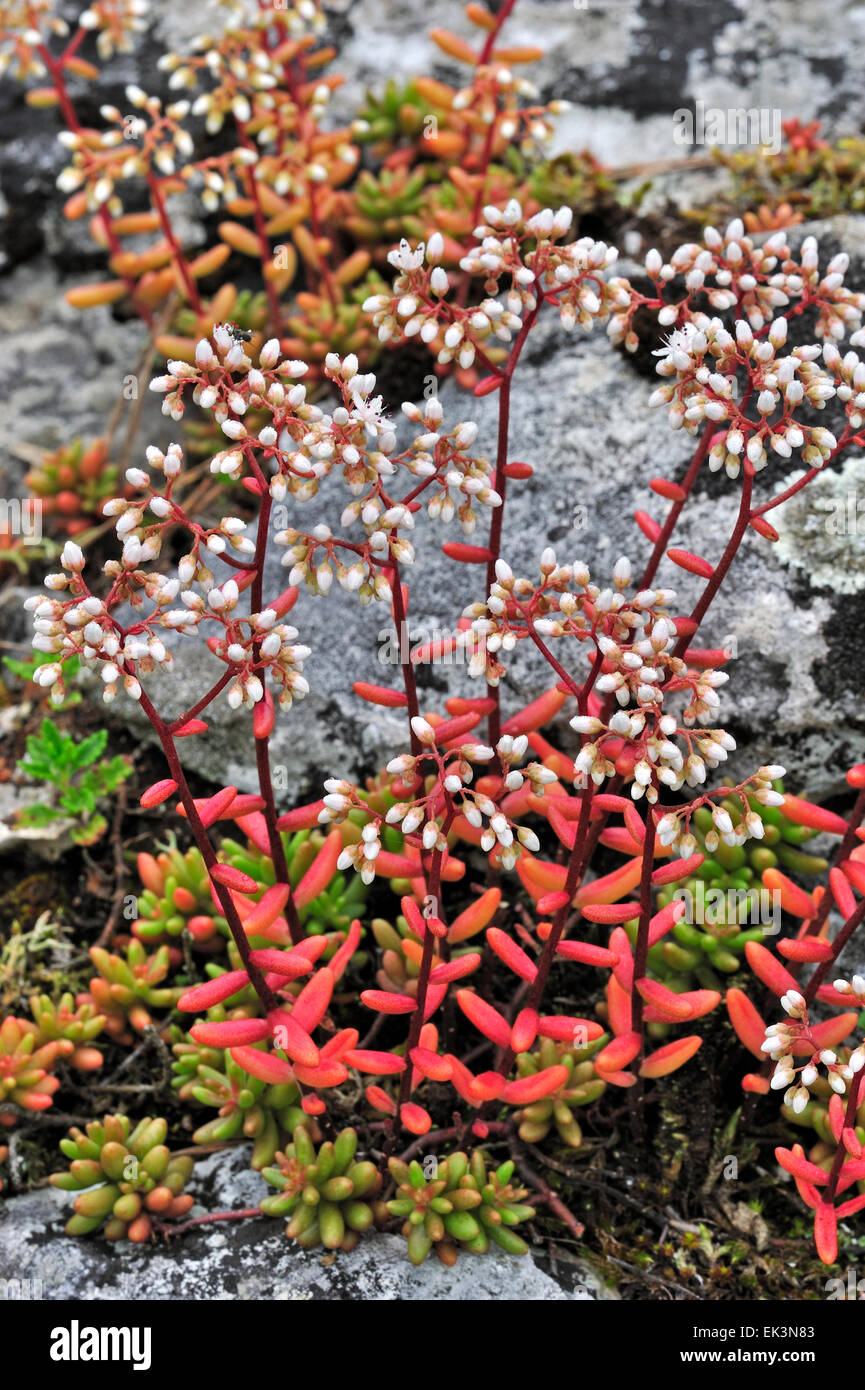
xmin=111 ymin=220 xmax=865 ymax=803
xmin=0 ymin=1146 xmax=612 ymax=1300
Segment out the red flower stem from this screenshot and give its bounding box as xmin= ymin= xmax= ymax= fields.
xmin=826 ymin=1069 xmax=865 ymax=1202
xmin=134 ymin=681 xmax=278 ymax=1012
xmin=167 ymin=671 xmax=233 ymax=730
xmin=478 ymin=0 xmax=519 ymax=62
xmin=751 ymin=430 xmax=852 ymax=520
xmin=389 ymin=556 xmax=422 ymax=756
xmin=155 ymin=1207 xmax=263 ymax=1240
xmin=491 ymin=780 xmax=596 ymax=1082
xmin=801 ymin=787 xmax=865 ymax=939
xmin=803 ymin=896 xmax=865 ymax=1008
xmin=671 ymin=466 xmax=754 ymax=661
xmin=237 ymin=125 xmax=284 ymax=337
xmin=484 ymin=376 xmax=510 ymax=748
xmin=388 ymin=809 xmax=455 ymax=1147
xmin=37 ymin=40 xmax=154 ymax=326
xmin=523 ymin=614 xmax=583 ymax=698
xmin=147 ymin=174 xmax=203 ymax=316
xmin=482 ymin=300 xmax=542 ymax=746
xmin=248 ymin=484 xmax=302 ymax=944
xmin=639 ymin=420 xmax=713 ymax=590
xmin=630 ymin=803 xmax=657 ymax=1054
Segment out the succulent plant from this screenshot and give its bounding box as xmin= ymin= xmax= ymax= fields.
xmin=171 ymin=1037 xmax=311 ymax=1168
xmin=220 ymin=829 xmax=369 ymax=941
xmin=28 ymin=992 xmax=105 ymax=1070
xmin=353 ymin=78 xmax=447 ymax=152
xmin=651 ymin=781 xmax=827 ymax=992
xmin=80 ymin=941 xmax=182 ymax=1042
xmin=386 ymin=1151 xmax=535 ymax=1265
xmin=280 ymin=276 xmax=385 ymax=379
xmin=133 ymin=840 xmax=229 ymax=948
xmin=50 ymin=1114 xmax=194 ymax=1240
xmin=511 ymin=1036 xmax=607 ymax=1149
xmin=345 ymin=166 xmax=429 ymax=245
xmin=260 ymin=1125 xmax=381 ymax=1250
xmin=24 ymin=437 xmax=128 ymax=537
xmin=0 ymin=1016 xmax=66 ymax=1123
xmin=527 ymin=150 xmax=630 ymax=219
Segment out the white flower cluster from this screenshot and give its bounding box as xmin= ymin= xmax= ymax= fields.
xmin=639 ymin=222 xmax=865 ymax=476
xmin=650 ymin=313 xmax=839 ymax=475
xmin=24 ymin=539 xmax=177 ymax=705
xmin=656 ymin=765 xmax=786 ymax=857
xmin=319 ymin=725 xmax=554 ymax=881
xmin=363 ymin=211 xmax=633 ymax=366
xmin=57 ymin=86 xmax=193 ymax=210
xmin=763 ymin=986 xmax=865 ymax=1113
xmin=401 ymin=399 xmax=500 ymax=533
xmin=23 ymin=430 xmax=311 ymax=711
xmin=644 ymin=222 xmax=865 ymax=337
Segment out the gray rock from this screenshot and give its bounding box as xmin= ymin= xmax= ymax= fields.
xmin=0 ymin=1146 xmax=610 ymax=1300
xmin=110 ymin=220 xmax=865 ymax=803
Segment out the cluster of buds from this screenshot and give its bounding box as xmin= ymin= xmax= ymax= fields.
xmin=57 ymin=87 xmax=193 ymax=212
xmin=28 ymin=993 xmax=105 ymax=1071
xmin=364 ymin=207 xmax=634 ymax=367
xmin=50 ymin=1114 xmax=194 ymax=1240
xmin=321 ymin=722 xmax=550 ymax=882
xmin=385 ymin=1150 xmax=534 ymax=1265
xmin=763 ymin=987 xmax=865 ymax=1113
xmin=620 ymin=221 xmax=865 ymax=478
xmin=401 ymin=400 xmax=501 ymax=533
xmin=172 ymin=1038 xmax=309 ymax=1170
xmin=650 ymin=313 xmax=840 ymax=474
xmin=0 ymin=1016 xmax=67 ymax=1123
xmin=81 ymin=941 xmax=182 ymax=1043
xmin=462 ymin=548 xmax=736 ymax=802
xmin=656 ymin=765 xmax=787 ymax=857
xmin=260 ymin=1124 xmax=381 ymax=1250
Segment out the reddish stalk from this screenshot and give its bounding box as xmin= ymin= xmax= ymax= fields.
xmin=491 ymin=780 xmax=596 ymax=1082
xmin=389 ymin=808 xmax=455 ymax=1144
xmin=37 ymin=40 xmax=154 ymax=326
xmin=629 ymin=804 xmax=657 ymax=1052
xmin=134 ymin=682 xmax=278 ymax=1013
xmin=826 ymin=1069 xmax=865 ymax=1202
xmin=389 ymin=557 xmax=422 ymax=756
xmin=248 ymin=484 xmax=302 ymax=943
xmin=147 ymin=174 xmax=204 ymax=316
xmin=672 ymin=466 xmax=754 ymax=661
xmin=803 ymin=896 xmax=865 ymax=1008
xmin=639 ymin=420 xmax=714 ymax=590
